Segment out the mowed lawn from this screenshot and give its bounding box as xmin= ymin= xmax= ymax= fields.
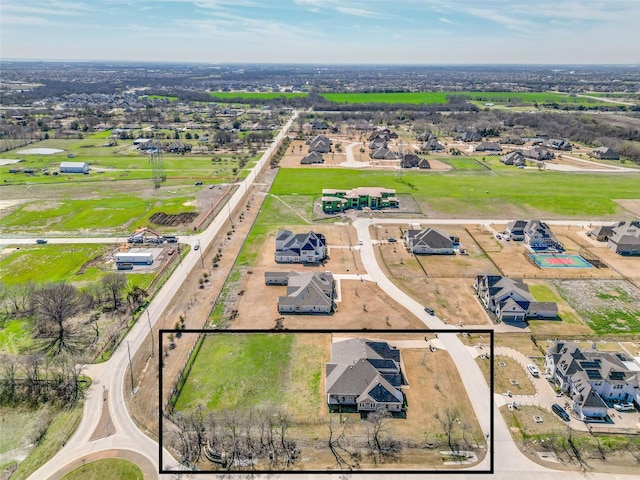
xmin=271 ymin=168 xmax=640 ymax=217
xmin=60 ymin=459 xmax=143 ymax=480
xmin=175 ymin=333 xmax=294 ymax=411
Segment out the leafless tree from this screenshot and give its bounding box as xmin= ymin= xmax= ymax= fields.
xmin=102 ymin=273 xmax=127 ymax=311
xmin=327 ymin=415 xmax=360 ymax=470
xmin=31 ymin=283 xmax=86 ymax=355
xmin=435 ymin=408 xmax=461 ymax=456
xmin=1 ymin=281 xmax=35 ymax=317
xmin=365 ymin=409 xmax=402 ymax=464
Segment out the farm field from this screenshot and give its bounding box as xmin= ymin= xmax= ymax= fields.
xmin=170 ymin=332 xmax=485 ymax=471
xmin=0 ymin=138 xmax=257 ymax=186
xmin=271 ymin=168 xmax=640 ymax=218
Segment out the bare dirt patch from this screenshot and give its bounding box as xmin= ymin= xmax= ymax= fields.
xmin=230 ymin=269 xmax=425 ymax=331
xmin=371 ymin=224 xmax=497 ymax=325
xmin=614 ymin=199 xmax=640 ymax=216
xmin=468 ymin=226 xmax=620 ymax=280
xmin=149 ymin=211 xmax=198 ymax=226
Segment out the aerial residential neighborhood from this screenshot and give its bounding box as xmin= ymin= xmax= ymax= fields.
xmin=2 ymin=4 xmax=640 ymax=478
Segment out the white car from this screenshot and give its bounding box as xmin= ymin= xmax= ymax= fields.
xmin=613 ymin=402 xmax=634 ymax=412
xmin=527 ymin=364 xmax=540 ymax=377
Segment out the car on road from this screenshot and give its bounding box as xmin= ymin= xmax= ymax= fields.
xmin=35 ymin=239 xmax=48 ymax=244
xmin=194 ymin=244 xmax=199 ymax=251
xmin=613 ymin=402 xmax=635 ymax=412
xmin=552 ymin=403 xmax=570 ymax=421
xmin=424 ymin=306 xmax=435 ymax=315
xmin=496 ymin=234 xmax=502 ymax=240
xmin=527 ymin=364 xmax=540 ymax=377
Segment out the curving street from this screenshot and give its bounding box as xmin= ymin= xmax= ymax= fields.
xmin=26 ymin=114 xmax=637 ymax=479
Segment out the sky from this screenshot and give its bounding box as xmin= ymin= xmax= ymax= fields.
xmin=1 ymin=0 xmax=639 ymax=64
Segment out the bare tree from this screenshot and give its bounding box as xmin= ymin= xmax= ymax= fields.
xmin=102 ymin=273 xmax=127 ymax=311
xmin=436 ymin=408 xmax=461 ymax=457
xmin=1 ymin=281 xmax=35 ymax=317
xmin=31 ymin=283 xmax=86 ymax=355
xmin=365 ymin=409 xmax=402 ymax=463
xmin=327 ymin=415 xmax=360 ymax=470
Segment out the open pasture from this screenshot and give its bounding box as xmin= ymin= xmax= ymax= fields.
xmin=0 ymin=195 xmax=196 ymax=234
xmin=271 ymin=168 xmax=640 ymax=218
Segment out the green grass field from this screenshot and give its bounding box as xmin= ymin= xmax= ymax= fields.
xmin=0 ymin=244 xmax=110 ymax=284
xmin=320 ymin=91 xmax=448 ymax=104
xmin=174 ymin=333 xmax=293 ymax=411
xmin=60 ymin=459 xmax=143 ymax=480
xmin=1 ymin=195 xmax=195 ymax=234
xmin=528 ymin=284 xmax=561 ymax=303
xmin=236 ymin=194 xmax=315 ymax=266
xmin=438 ymin=157 xmax=487 ymax=170
xmin=11 ymin=404 xmax=84 ymax=480
xmin=318 ymin=91 xmax=624 ymax=106
xmin=270 ymin=168 xmax=640 ymax=217
xmin=0 ymin=139 xmax=256 ymax=185
xmin=0 ymin=319 xmax=34 ymax=355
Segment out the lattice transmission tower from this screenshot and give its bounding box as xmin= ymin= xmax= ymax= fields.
xmin=149 ymin=145 xmax=166 ymax=188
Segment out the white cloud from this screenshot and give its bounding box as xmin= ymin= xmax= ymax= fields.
xmin=439 ymin=17 xmax=455 ymax=25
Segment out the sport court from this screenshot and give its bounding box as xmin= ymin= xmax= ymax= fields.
xmin=529 ymin=253 xmax=593 ymax=268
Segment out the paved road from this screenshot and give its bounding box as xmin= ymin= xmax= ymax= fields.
xmin=20 ymin=133 xmax=638 ymax=477
xmin=353 ymin=217 xmax=638 ymax=479
xmin=29 ymin=113 xmax=299 ymax=479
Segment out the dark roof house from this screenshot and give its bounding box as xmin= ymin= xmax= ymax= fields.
xmin=326 ymin=338 xmax=405 ymax=413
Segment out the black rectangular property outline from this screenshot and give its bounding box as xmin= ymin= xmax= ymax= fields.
xmin=158 ymin=328 xmax=494 ymax=475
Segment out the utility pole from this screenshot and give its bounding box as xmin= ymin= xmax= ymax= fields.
xmin=147 ymin=309 xmax=154 ymax=357
xmin=127 ymin=341 xmax=135 ymax=394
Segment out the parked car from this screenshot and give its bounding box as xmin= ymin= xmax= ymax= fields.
xmin=424 ymin=306 xmax=435 ymax=315
xmin=552 ymin=403 xmax=570 ymax=421
xmin=388 ymin=237 xmax=397 ymax=243
xmin=527 ymin=364 xmax=540 ymax=377
xmin=613 ymin=402 xmax=635 ymax=412
xmin=35 ymin=239 xmax=48 ymax=244
xmin=195 ymin=181 xmax=203 ymax=186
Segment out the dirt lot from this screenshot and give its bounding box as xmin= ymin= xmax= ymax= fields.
xmin=231 ymin=267 xmax=425 ymax=331
xmin=229 ymin=223 xmax=425 ymax=330
xmin=371 ymin=224 xmax=498 ymax=326
xmin=469 ymin=225 xmax=621 ymax=280
xmin=557 ymin=227 xmax=640 ymax=286
xmin=476 ymin=355 xmax=536 ymax=396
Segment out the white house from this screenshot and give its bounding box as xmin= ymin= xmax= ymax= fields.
xmin=275 ymin=230 xmax=326 ymax=264
xmin=474 ymin=275 xmax=558 ymax=323
xmin=59 ymin=161 xmax=89 ymax=174
xmin=546 ymin=341 xmax=640 ymax=421
xmin=404 ymin=228 xmax=454 ymax=255
xmin=265 ymin=271 xmax=335 ymax=314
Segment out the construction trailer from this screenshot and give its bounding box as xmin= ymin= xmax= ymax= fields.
xmin=115 ymin=252 xmax=154 ymax=265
